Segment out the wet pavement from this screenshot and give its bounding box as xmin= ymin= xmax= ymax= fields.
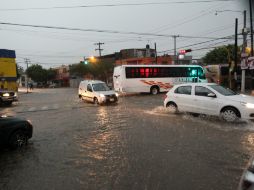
xmin=1 ymin=88 xmax=254 ymax=190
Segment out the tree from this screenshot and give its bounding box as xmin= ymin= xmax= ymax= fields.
xmin=203 ymin=44 xmax=236 ymax=65
xmin=16 ymin=64 xmax=24 ymax=79
xmin=69 ymin=63 xmax=89 ymax=77
xmin=46 ymin=68 xmax=57 ymax=81
xmin=26 ymin=64 xmax=47 ymax=82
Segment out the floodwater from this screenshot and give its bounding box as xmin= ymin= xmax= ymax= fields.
xmin=0 ymin=88 xmax=254 ymax=190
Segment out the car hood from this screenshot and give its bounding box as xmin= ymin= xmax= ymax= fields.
xmin=0 ymin=116 xmax=27 ymax=123
xmin=225 ymin=94 xmax=254 ymax=103
xmin=95 ymin=90 xmax=116 ymax=95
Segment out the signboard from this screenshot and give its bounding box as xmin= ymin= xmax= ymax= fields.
xmin=248 ymin=56 xmax=254 ymax=70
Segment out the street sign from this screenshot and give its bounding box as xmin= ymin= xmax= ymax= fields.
xmin=248 ymin=57 xmax=254 ymax=70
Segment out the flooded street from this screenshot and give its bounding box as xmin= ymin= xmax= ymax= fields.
xmin=1 ymin=88 xmax=254 ymax=190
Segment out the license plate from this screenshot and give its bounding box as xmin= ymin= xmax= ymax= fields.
xmin=110 ymin=98 xmax=114 ymax=101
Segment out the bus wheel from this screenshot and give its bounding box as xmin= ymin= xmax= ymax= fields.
xmin=150 ymin=86 xmax=159 ymax=95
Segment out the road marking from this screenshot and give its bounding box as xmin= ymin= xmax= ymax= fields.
xmin=28 ymin=107 xmax=36 ymax=112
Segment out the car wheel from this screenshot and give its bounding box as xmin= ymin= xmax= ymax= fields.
xmin=94 ymin=97 xmax=99 ymax=105
xmin=150 ymin=86 xmax=159 ymax=95
xmin=221 ymin=107 xmax=239 ymax=122
xmin=9 ymin=130 xmax=28 ymax=149
xmin=166 ymin=102 xmax=178 ymax=114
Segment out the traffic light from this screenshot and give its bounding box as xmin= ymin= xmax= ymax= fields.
xmin=179 ymin=49 xmax=192 ymax=54
xmin=179 ymin=49 xmax=186 ymax=54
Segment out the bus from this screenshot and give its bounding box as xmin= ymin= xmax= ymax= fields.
xmin=113 ymin=65 xmax=207 ymax=94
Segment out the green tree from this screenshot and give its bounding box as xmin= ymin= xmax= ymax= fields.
xmin=46 ymin=68 xmax=57 ymax=81
xmin=16 ymin=64 xmax=24 ymax=79
xmin=69 ymin=63 xmax=89 ymax=77
xmin=203 ymin=44 xmax=235 ymax=65
xmin=26 ymin=64 xmax=47 ymax=82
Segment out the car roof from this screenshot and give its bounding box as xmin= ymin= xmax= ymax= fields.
xmin=173 ymin=83 xmax=217 ymax=87
xmin=81 ymin=80 xmax=105 ymax=84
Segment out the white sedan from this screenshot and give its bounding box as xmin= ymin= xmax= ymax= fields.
xmin=164 ymin=83 xmax=254 ymax=122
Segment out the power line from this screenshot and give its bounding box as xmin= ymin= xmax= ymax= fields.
xmin=0 ymin=22 xmax=234 ymax=40
xmin=0 ymin=1 xmax=234 ymax=11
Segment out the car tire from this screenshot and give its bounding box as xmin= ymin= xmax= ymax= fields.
xmin=166 ymin=102 xmax=178 ymax=114
xmin=221 ymin=107 xmax=239 ymax=122
xmin=150 ymin=86 xmax=159 ymax=95
xmin=8 ymin=130 xmax=28 ymax=149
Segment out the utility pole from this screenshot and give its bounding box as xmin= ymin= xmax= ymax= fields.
xmin=154 ymin=42 xmax=157 ymax=64
xmin=241 ymin=10 xmax=247 ymax=93
xmin=173 ymin=35 xmax=179 ymax=64
xmin=24 ymin=58 xmax=30 ymax=93
xmin=250 ymin=0 xmax=253 ymax=56
xmin=94 ymin=42 xmax=104 ymax=57
xmin=234 ymin=18 xmax=238 ymax=90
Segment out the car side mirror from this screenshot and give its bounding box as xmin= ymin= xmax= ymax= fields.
xmin=208 ymin=93 xmax=216 ymax=98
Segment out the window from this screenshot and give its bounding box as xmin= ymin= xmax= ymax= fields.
xmin=125 ymin=67 xmax=205 ymax=79
xmin=209 ymin=85 xmax=237 ymax=96
xmin=195 ymin=86 xmax=213 ymax=97
xmin=87 ymin=84 xmax=93 ymax=92
xmin=174 ymin=86 xmax=192 ymax=95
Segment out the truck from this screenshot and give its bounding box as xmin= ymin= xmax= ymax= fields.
xmin=0 ymin=49 xmax=18 ymax=105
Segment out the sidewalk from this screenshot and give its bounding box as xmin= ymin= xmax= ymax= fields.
xmin=18 ymin=87 xmax=39 ymax=94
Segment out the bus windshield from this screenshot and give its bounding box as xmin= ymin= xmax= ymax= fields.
xmin=92 ymin=83 xmax=110 ymax=91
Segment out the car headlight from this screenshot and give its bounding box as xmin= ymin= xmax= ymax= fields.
xmin=99 ymin=94 xmax=105 ymax=98
xmin=115 ymin=93 xmax=119 ymax=97
xmin=241 ymin=102 xmax=254 ymax=109
xmin=3 ymin=93 xmax=10 ymax=97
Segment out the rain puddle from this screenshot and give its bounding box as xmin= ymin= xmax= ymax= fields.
xmin=144 ymin=106 xmax=176 ymax=116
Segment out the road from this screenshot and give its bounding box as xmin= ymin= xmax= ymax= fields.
xmin=0 ymin=88 xmax=254 ymax=190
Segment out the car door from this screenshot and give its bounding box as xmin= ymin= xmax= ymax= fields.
xmin=193 ymin=86 xmax=219 ymax=115
xmin=173 ymin=85 xmax=194 ymax=112
xmin=86 ymin=84 xmax=94 ymax=102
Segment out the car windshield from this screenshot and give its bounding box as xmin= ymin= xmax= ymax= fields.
xmin=209 ymin=85 xmax=237 ymax=96
xmin=92 ymin=83 xmax=110 ymax=91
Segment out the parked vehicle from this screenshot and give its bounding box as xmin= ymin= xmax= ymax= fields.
xmin=78 ymin=80 xmax=118 ymax=105
xmin=113 ymin=64 xmax=207 ymax=95
xmin=0 ymin=115 xmax=33 ymax=149
xmin=164 ymin=83 xmax=254 ymax=122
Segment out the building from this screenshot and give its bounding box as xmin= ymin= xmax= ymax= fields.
xmin=53 ymin=65 xmax=70 ymax=87
xmin=115 ymin=45 xmax=173 ymax=65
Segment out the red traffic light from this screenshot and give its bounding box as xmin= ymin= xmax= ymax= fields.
xmin=179 ymin=49 xmax=192 ymax=54
xmin=179 ymin=50 xmax=186 ymax=54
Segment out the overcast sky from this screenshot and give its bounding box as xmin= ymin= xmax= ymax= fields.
xmin=0 ymin=0 xmax=252 ymax=68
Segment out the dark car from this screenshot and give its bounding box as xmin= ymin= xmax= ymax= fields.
xmin=0 ymin=115 xmax=33 ymax=149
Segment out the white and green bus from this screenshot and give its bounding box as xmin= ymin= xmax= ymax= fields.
xmin=113 ymin=65 xmax=207 ymax=94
